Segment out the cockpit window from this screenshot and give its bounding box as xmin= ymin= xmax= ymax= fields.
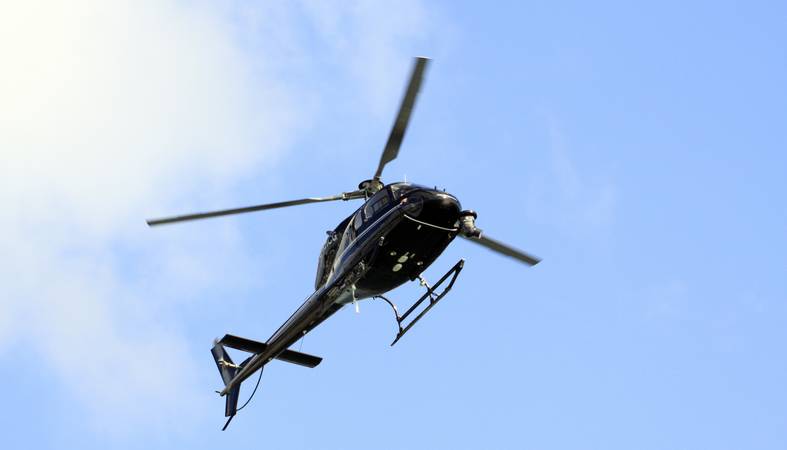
xmin=364 ymin=189 xmax=391 ymax=219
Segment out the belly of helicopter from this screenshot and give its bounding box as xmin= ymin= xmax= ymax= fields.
xmin=350 ymin=215 xmax=457 ymax=300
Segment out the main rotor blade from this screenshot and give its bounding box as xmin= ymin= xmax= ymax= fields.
xmin=147 ymin=191 xmax=365 ymax=226
xmin=373 ymin=56 xmax=430 ymax=181
xmin=461 ymin=233 xmax=541 ymax=266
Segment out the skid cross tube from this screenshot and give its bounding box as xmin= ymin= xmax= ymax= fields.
xmin=376 ymin=259 xmax=464 ymax=346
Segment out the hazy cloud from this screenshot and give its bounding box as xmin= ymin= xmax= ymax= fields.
xmin=527 ymin=118 xmax=617 ymax=234
xmin=0 ymin=0 xmax=429 ymax=436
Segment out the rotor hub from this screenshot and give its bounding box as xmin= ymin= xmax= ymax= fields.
xmin=358 ymin=179 xmax=385 ymax=196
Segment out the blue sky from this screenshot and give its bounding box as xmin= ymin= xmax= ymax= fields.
xmin=2 ymin=1 xmax=786 ymax=449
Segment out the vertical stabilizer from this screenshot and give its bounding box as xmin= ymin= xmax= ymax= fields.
xmin=211 ymin=342 xmax=239 ymax=386
xmin=211 ymin=341 xmax=244 ymax=429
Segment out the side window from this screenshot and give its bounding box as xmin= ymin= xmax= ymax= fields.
xmin=353 ymin=210 xmax=364 ymax=230
xmin=373 ymin=195 xmax=390 ymax=214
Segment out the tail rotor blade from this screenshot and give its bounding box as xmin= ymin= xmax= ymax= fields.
xmin=373 ymin=56 xmax=430 ymax=181
xmin=147 ymin=190 xmax=365 ymax=226
xmin=461 ymin=233 xmax=541 ymax=266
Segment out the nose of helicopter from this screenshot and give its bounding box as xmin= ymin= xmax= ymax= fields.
xmin=406 ymin=189 xmax=461 ymax=229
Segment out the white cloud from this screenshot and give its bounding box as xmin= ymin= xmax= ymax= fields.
xmin=298 ymin=0 xmax=430 ymax=114
xmin=0 ymin=0 xmax=290 ymax=435
xmin=228 ymin=0 xmax=434 ymax=115
xmin=0 ymin=0 xmax=430 ymax=437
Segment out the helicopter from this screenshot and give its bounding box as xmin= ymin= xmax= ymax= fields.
xmin=146 ymin=57 xmax=540 ymax=430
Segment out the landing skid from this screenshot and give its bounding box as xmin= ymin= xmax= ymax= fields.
xmin=376 ymin=259 xmax=464 ymax=346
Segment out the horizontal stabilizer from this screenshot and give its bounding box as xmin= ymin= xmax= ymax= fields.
xmin=220 ymin=334 xmax=267 ymax=354
xmin=218 ymin=334 xmax=323 ymax=368
xmin=276 ymin=348 xmax=322 ymax=368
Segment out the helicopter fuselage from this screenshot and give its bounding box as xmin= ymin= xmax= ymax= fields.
xmin=325 ymin=182 xmax=462 ymax=298
xmin=221 ymin=183 xmax=462 ymax=394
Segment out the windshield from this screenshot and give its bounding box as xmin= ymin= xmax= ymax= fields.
xmin=389 ymin=182 xmax=418 ymax=200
